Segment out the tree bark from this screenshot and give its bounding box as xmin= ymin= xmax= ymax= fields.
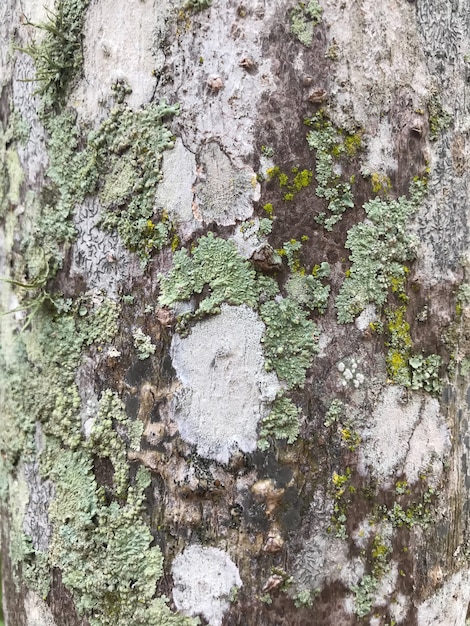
xmin=1 ymin=0 xmax=469 ymax=625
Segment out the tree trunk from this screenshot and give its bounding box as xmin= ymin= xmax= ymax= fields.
xmin=1 ymin=0 xmax=469 ymax=625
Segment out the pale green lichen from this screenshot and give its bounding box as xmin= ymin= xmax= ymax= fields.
xmin=43 ymin=447 xmax=195 ymax=626
xmin=351 ymin=574 xmax=378 ymax=618
xmin=18 ymin=0 xmax=90 ymax=106
xmin=257 ymin=396 xmax=301 ymax=450
xmin=335 ymin=178 xmax=427 ymax=323
xmin=385 ymin=306 xmax=442 ymax=394
xmin=260 ymin=298 xmax=319 ymax=389
xmin=158 ymin=232 xmax=258 ymax=322
xmin=286 ymin=262 xmax=330 ymax=313
xmin=0 ymin=111 xmax=29 ymax=218
xmin=306 ymin=112 xmax=355 ymax=230
xmin=132 ymin=328 xmax=156 ymax=360
xmin=324 ymin=399 xmax=344 ymax=427
xmin=290 ymin=1 xmax=322 ymax=47
xmin=86 ymin=390 xmax=140 ymax=498
xmin=428 ymin=94 xmax=452 ymax=141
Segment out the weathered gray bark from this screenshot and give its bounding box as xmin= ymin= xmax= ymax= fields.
xmin=1 ymin=0 xmax=470 ymax=625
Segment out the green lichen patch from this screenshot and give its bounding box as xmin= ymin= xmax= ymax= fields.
xmin=23 ymin=86 xmax=178 ymax=272
xmin=286 ymin=262 xmax=330 ymax=314
xmin=158 ymin=232 xmax=258 ymax=322
xmin=86 ymin=390 xmax=143 ymax=498
xmin=290 ymin=1 xmax=323 ymax=47
xmin=44 ymin=448 xmax=194 ymax=626
xmin=92 ymin=89 xmax=179 ymax=264
xmin=335 ymin=178 xmax=427 ymax=323
xmin=0 ymin=110 xmax=29 ymax=218
xmin=17 ymin=0 xmax=90 ymax=106
xmin=305 ymin=112 xmax=355 ymax=230
xmin=260 ymin=298 xmax=319 ymax=389
xmin=385 ymin=306 xmax=442 ymax=394
xmin=351 ymin=574 xmax=378 ymax=618
xmin=257 ymin=396 xmax=301 ymax=451
xmin=427 ymin=94 xmax=452 ymax=141
xmin=133 ymin=328 xmax=156 ymax=360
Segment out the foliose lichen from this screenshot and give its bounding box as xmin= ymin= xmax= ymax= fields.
xmin=335 ymin=178 xmax=427 ymax=323
xmin=260 ymin=297 xmax=319 ymax=389
xmin=290 ymin=0 xmax=323 ymax=47
xmin=132 ymin=328 xmax=157 ymax=360
xmin=257 ymin=396 xmax=301 ymax=451
xmin=158 ymin=232 xmax=258 ymax=323
xmin=286 ymin=261 xmax=331 ymax=314
xmin=306 ymin=111 xmax=355 ymax=230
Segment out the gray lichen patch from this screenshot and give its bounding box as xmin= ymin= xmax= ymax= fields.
xmin=170 ymin=304 xmax=280 ymax=463
xmin=70 ymin=198 xmax=142 ymax=296
xmin=193 ymin=142 xmax=259 ymax=226
xmin=23 ymin=461 xmax=54 ymax=553
xmin=154 ymin=138 xmax=197 ymax=240
xmin=171 ymin=545 xmax=242 ymax=626
xmin=358 ymin=386 xmax=450 ymax=486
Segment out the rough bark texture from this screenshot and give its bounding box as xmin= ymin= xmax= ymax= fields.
xmin=1 ymin=1 xmax=470 ymax=625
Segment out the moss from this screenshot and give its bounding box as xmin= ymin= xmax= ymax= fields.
xmin=290 ymin=0 xmax=322 ymax=47
xmin=385 ymin=306 xmax=442 ymax=393
xmin=335 ymin=178 xmax=427 ymax=323
xmin=257 ymin=396 xmax=301 ymax=450
xmin=260 ymin=298 xmax=319 ymax=389
xmin=329 ymin=468 xmax=352 ymax=539
xmin=158 ymin=232 xmax=258 ymax=324
xmin=343 ymin=132 xmax=362 ymax=157
xmin=306 ymin=112 xmax=355 ymax=230
xmin=263 ymin=202 xmax=274 ymax=218
xmin=385 ymin=306 xmax=412 ymax=385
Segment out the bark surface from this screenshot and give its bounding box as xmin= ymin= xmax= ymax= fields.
xmin=1 ymin=1 xmax=469 ymax=625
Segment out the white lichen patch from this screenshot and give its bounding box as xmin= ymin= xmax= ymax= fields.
xmin=358 ymin=386 xmax=450 ymax=485
xmin=72 ymin=0 xmax=175 ymax=116
xmin=193 ymin=142 xmax=259 ymax=226
xmin=154 ymin=138 xmax=198 ymax=240
xmin=355 ymin=304 xmax=378 ymax=332
xmin=416 ymin=568 xmax=470 ymax=625
xmin=24 ymin=591 xmax=57 ymax=626
xmin=170 ymin=304 xmax=280 ymax=463
xmin=171 ymin=545 xmax=242 ymax=626
xmin=337 ymin=357 xmax=365 ymax=389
